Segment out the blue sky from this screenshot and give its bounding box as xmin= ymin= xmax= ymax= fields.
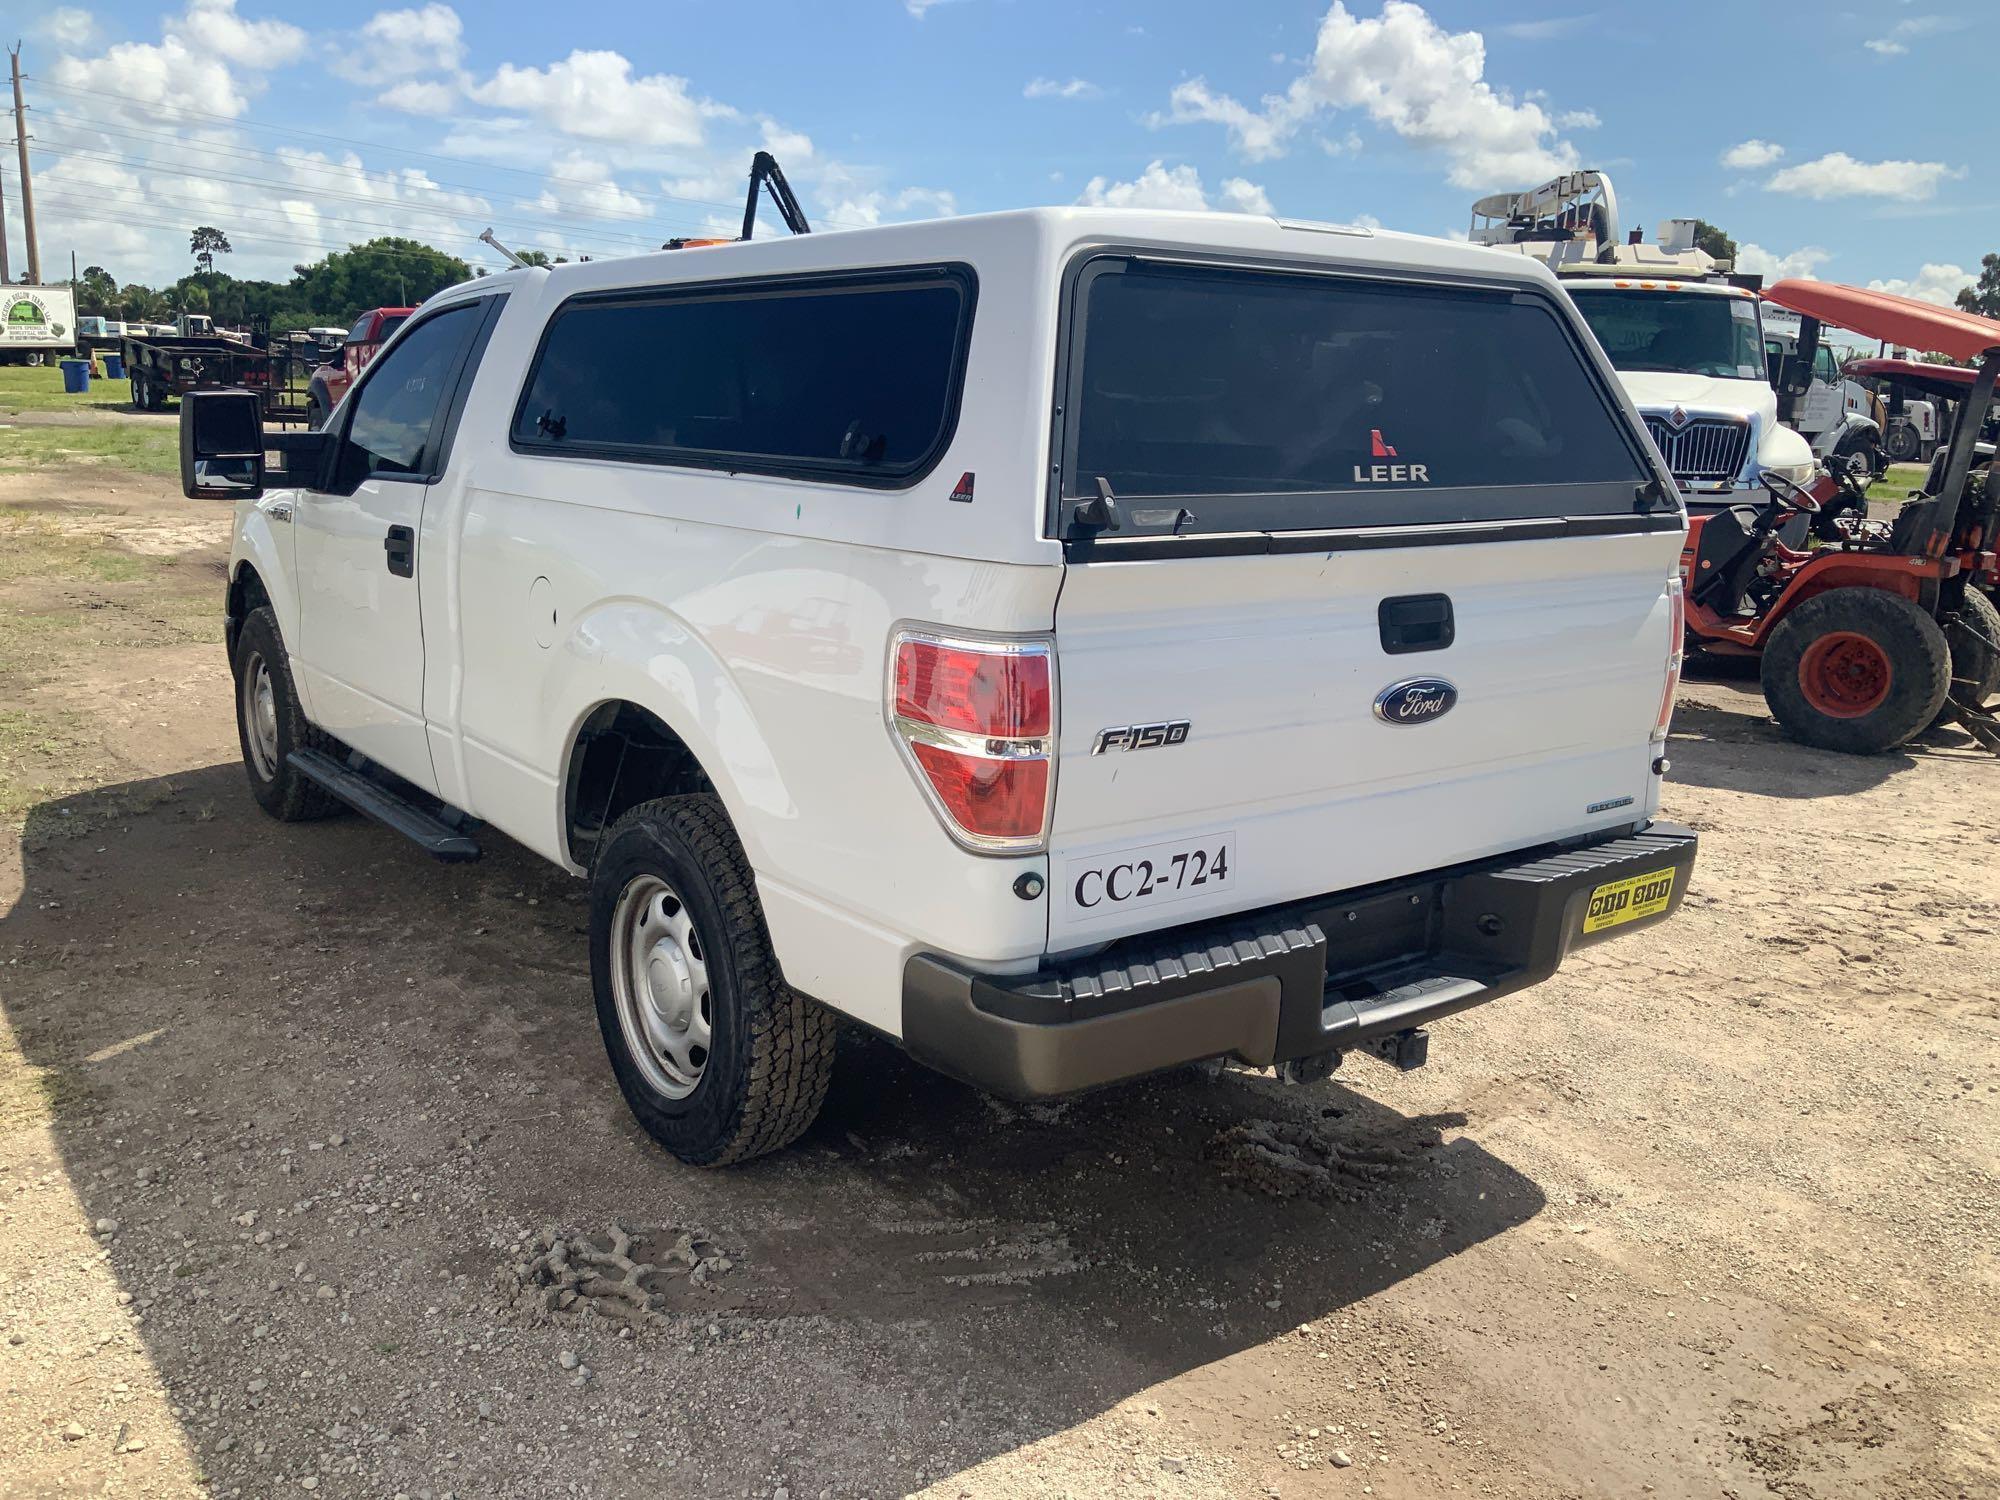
xmin=10 ymin=0 xmax=1992 ymax=305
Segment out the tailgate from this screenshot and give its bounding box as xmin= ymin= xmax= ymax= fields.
xmin=1047 ymin=533 xmax=1680 ymax=944
xmin=1042 ymin=250 xmax=1680 ymax=948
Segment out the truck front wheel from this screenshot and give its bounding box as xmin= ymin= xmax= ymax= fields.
xmin=233 ymin=608 xmax=342 ymax=820
xmin=590 ymin=795 xmax=835 ymax=1166
xmin=1760 ymin=589 xmax=1951 ymax=754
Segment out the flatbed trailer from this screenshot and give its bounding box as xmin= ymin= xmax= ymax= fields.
xmin=121 ymin=329 xmax=311 ymax=422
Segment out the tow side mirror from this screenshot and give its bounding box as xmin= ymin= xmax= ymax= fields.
xmin=181 ymin=388 xmax=266 ymax=500
xmin=1776 ymin=354 xmax=1814 ymax=399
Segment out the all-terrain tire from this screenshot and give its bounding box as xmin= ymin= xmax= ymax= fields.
xmin=1882 ymin=422 xmax=1921 ymax=465
xmin=1760 ymin=588 xmax=1951 ymax=754
xmin=589 ymin=794 xmax=835 ymax=1166
xmin=1931 ymin=588 xmax=2000 ymax=728
xmin=232 ymin=607 xmax=343 ymax=820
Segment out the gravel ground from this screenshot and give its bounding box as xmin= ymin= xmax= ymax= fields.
xmin=1 ymin=470 xmax=1995 ymax=1499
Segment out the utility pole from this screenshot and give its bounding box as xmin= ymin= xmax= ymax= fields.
xmin=10 ymin=43 xmax=39 ymax=284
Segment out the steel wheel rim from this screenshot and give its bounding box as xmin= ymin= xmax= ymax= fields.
xmin=241 ymin=651 xmax=280 ymax=780
xmin=610 ymin=874 xmax=713 ymax=1100
xmin=1798 ymin=630 xmax=1893 ymax=719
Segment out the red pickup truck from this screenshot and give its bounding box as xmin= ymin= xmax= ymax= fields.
xmin=304 ymin=306 xmax=413 ymax=428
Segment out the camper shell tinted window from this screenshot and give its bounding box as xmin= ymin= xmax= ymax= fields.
xmin=510 ymin=265 xmax=976 ymax=487
xmin=1055 ymin=256 xmax=1653 ymax=540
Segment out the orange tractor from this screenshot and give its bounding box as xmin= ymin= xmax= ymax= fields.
xmin=1679 ymin=280 xmax=1999 ymax=754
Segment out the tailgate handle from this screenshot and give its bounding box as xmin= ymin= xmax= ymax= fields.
xmin=1378 ymin=594 xmax=1454 ymax=655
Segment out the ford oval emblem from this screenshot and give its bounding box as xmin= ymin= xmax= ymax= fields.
xmin=1373 ymin=677 xmax=1458 ymax=725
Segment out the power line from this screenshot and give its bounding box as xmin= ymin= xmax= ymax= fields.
xmin=30 ymin=110 xmax=723 ymax=244
xmin=27 ymin=170 xmax=644 ymax=264
xmin=24 ymin=138 xmax=716 ymax=251
xmin=29 ymin=77 xmax=875 ymax=231
xmin=30 ymin=190 xmax=518 ymax=270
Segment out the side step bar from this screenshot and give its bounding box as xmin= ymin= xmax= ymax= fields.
xmin=287 ymin=749 xmax=482 ymax=862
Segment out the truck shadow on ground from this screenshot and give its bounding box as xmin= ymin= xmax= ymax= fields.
xmin=4 ymin=762 xmax=1546 ymax=1496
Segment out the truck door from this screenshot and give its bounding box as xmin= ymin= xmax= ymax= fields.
xmin=291 ymin=300 xmax=488 ymax=792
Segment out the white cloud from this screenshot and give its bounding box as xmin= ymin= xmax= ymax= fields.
xmin=1496 ymin=14 xmax=1596 ymax=41
xmin=1868 ymin=263 xmax=1974 ymax=307
xmin=1219 ymin=177 xmax=1274 ymax=214
xmin=1077 ymin=161 xmax=1211 ymax=211
xmin=45 ymin=0 xmax=299 ymax=122
xmin=1074 ymin=160 xmax=1272 ymax=215
xmin=376 ymin=78 xmax=459 ymax=115
xmin=527 ymin=151 xmax=649 ymax=221
xmin=1720 ymin=138 xmax=1784 ymax=170
xmin=1556 ymin=109 xmax=1599 ymax=130
xmin=905 ymin=0 xmax=966 ymax=15
xmin=365 ymin=4 xmax=464 ymax=69
xmin=760 ymin=120 xmax=815 ymax=163
xmin=1766 ymin=152 xmax=1963 ymax=202
xmin=1025 ymin=77 xmax=1102 ymax=101
xmin=1864 ymin=14 xmax=1966 ymax=59
xmin=167 ymin=0 xmax=307 ymax=68
xmin=1735 ymin=244 xmax=1832 ymax=282
xmin=467 ymin=51 xmax=725 ymax=149
xmin=1150 ymin=1 xmax=1581 ymax=188
xmin=336 ymin=5 xmax=466 ymax=84
xmin=821 ymin=185 xmax=957 ymax=229
xmin=36 ymin=6 xmax=100 ymax=48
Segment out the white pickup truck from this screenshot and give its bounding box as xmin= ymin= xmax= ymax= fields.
xmin=180 ymin=207 xmax=1698 ymax=1165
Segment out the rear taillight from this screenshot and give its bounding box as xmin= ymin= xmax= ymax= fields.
xmin=891 ymin=631 xmax=1053 ymax=850
xmin=1654 ymin=577 xmax=1685 ymax=742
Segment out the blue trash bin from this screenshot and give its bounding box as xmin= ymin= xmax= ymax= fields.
xmin=59 ymin=359 xmax=91 ymax=394
xmin=103 ymin=353 xmax=126 ymax=380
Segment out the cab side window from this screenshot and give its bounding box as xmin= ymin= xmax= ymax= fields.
xmin=1814 ymin=346 xmax=1840 ymax=386
xmin=343 ymin=304 xmax=479 ymax=482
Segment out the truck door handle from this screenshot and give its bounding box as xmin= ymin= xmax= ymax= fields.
xmin=1378 ymin=594 xmax=1454 ymax=655
xmin=384 ymin=525 xmax=415 ymax=578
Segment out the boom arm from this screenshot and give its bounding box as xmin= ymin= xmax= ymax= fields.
xmin=742 ymin=151 xmax=811 ymax=240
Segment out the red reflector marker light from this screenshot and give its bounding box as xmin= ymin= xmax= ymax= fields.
xmin=891 ymin=632 xmax=1054 ymax=850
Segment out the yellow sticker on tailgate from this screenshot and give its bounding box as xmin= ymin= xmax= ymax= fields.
xmin=1582 ymin=867 xmax=1677 ymax=934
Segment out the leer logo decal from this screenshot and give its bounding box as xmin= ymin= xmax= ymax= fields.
xmin=1372 ymin=677 xmax=1457 ymax=725
xmin=1351 ymin=427 xmax=1430 ymax=485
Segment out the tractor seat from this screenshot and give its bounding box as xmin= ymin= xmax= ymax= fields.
xmin=1688 ymin=504 xmax=1766 ymax=616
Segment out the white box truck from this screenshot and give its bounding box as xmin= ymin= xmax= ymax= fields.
xmin=1 ymin=285 xmax=78 ymax=366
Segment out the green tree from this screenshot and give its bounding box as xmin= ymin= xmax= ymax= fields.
xmin=1692 ymin=220 xmax=1737 ymax=264
xmin=288 ymin=238 xmax=471 ymax=315
xmin=189 ymin=225 xmax=232 ymax=279
xmin=1954 ymin=253 xmax=2000 ymax=318
xmin=75 ymin=264 xmax=119 ymax=316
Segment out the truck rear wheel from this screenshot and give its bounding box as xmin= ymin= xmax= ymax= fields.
xmin=1760 ymin=588 xmax=1951 ymax=754
xmin=589 ymin=794 xmax=835 ymax=1166
xmin=1883 ymin=422 xmax=1921 ymax=464
xmin=233 ymin=607 xmax=342 ymax=821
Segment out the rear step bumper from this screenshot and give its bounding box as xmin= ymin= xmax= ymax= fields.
xmin=902 ymin=821 xmax=1697 ymax=1099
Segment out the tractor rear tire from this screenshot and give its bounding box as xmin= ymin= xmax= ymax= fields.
xmin=1760 ymin=589 xmax=1951 ymax=754
xmin=1931 ymin=588 xmax=2000 ymax=728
